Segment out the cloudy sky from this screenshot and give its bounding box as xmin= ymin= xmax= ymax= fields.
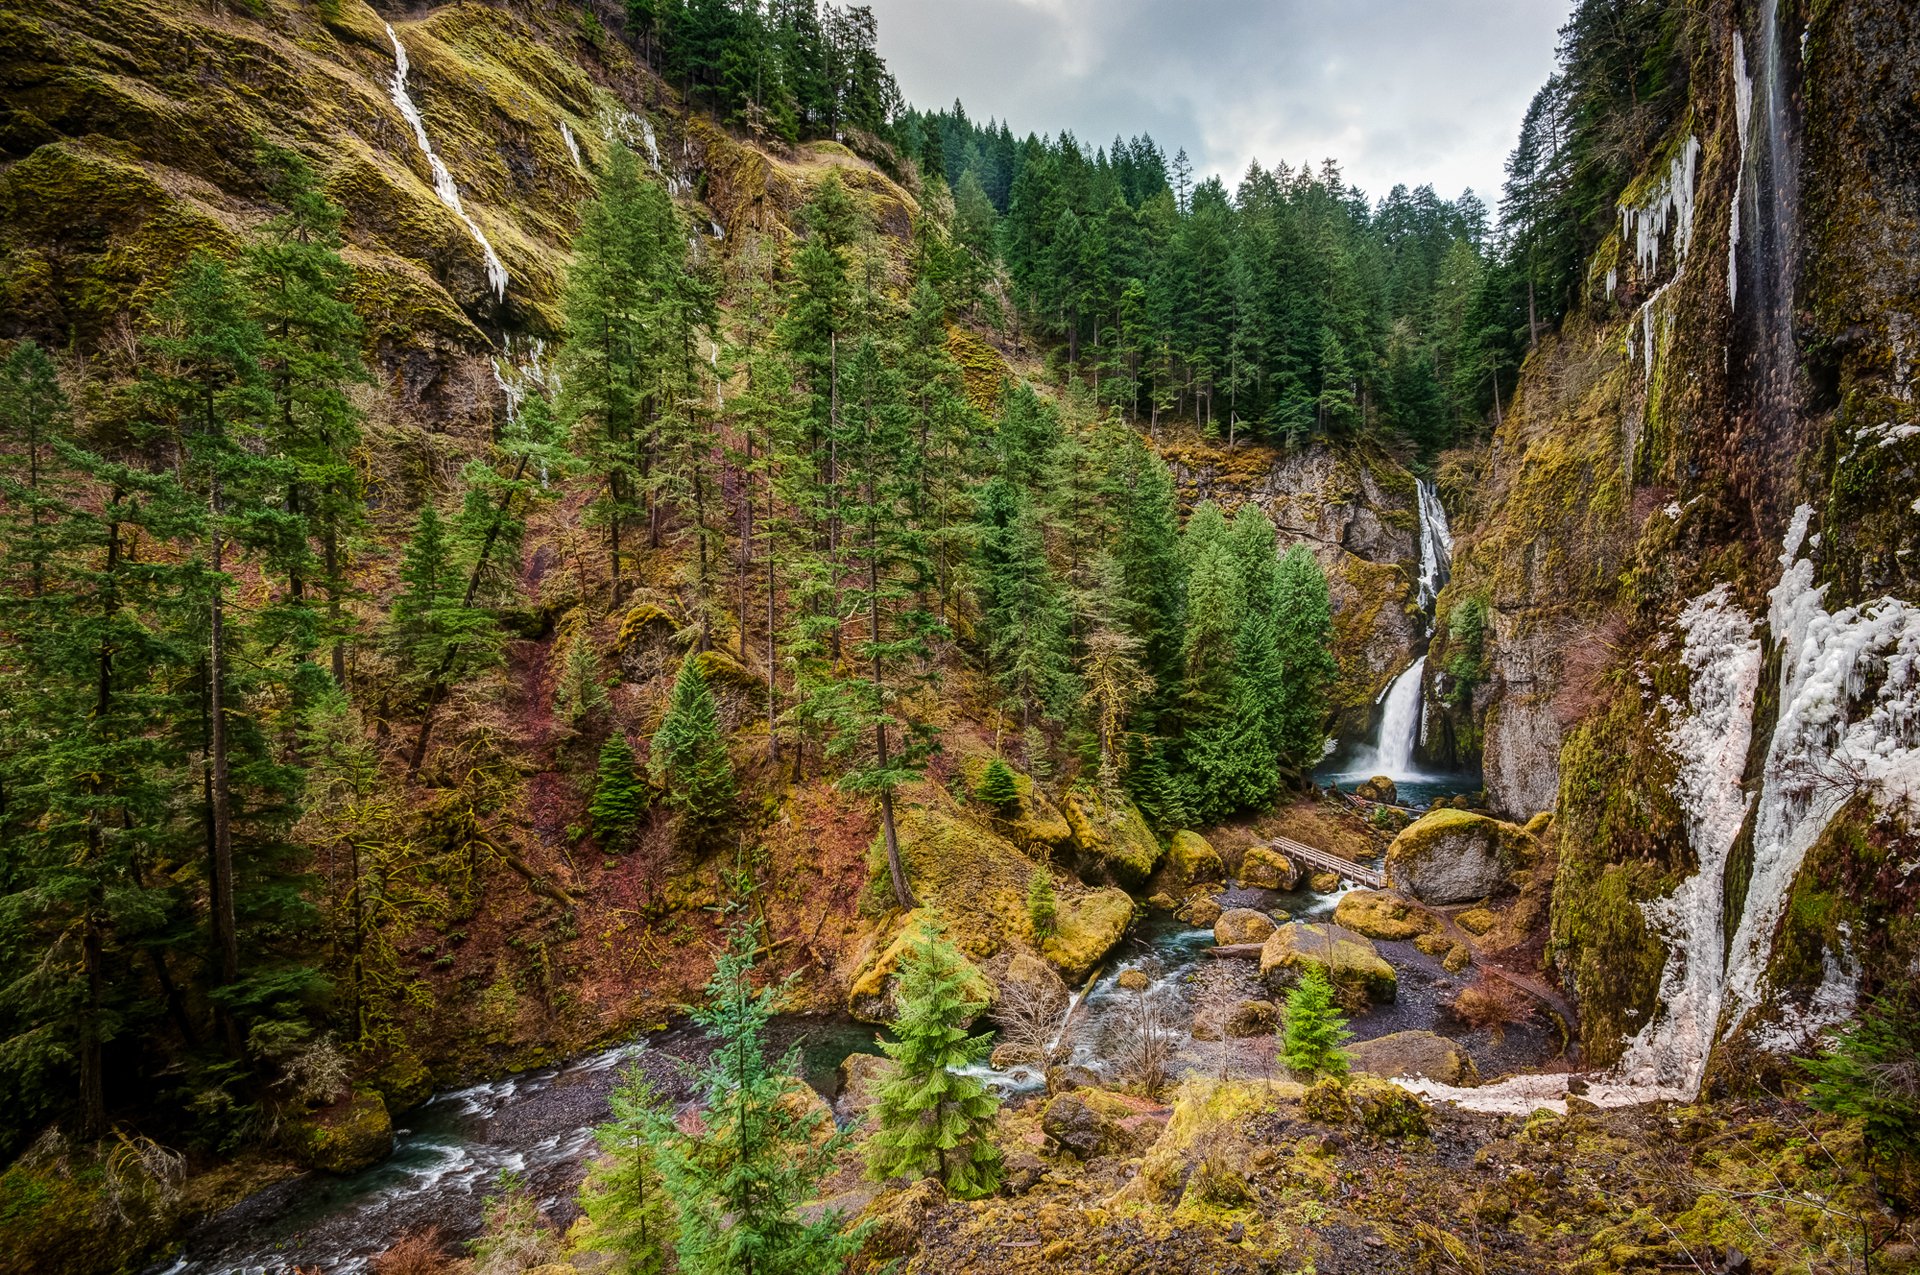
xmin=863 ymin=0 xmax=1569 ymax=206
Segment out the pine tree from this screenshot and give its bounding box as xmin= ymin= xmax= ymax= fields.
xmin=866 ymin=920 xmax=1003 ymax=1198
xmin=644 ymin=911 xmax=861 ymax=1275
xmin=385 ymin=504 xmax=495 ymax=701
xmin=554 ymin=621 xmax=609 ymax=727
xmin=579 ymin=1064 xmax=674 ymax=1273
xmin=973 ymin=476 xmax=1073 ymax=736
xmin=590 ymin=735 xmax=648 ymax=849
xmin=1026 ymin=868 xmax=1057 ymax=942
xmin=1272 ymin=544 xmax=1338 ymax=766
xmin=1282 ymin=965 xmax=1352 ymax=1077
xmin=977 ymin=758 xmax=1020 ymax=814
xmin=650 ymin=652 xmax=736 ymax=839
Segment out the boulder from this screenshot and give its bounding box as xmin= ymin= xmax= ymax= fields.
xmin=1116 ymin=967 xmax=1151 ymax=992
xmin=1224 ymin=999 xmax=1280 ymax=1037
xmin=1412 ymin=932 xmax=1453 ymax=958
xmin=850 ymin=910 xmax=994 ymax=1024
xmin=1062 ymin=786 xmax=1162 ymax=885
xmin=1213 ymin=907 xmax=1279 ymax=947
xmin=1180 ymin=896 xmax=1224 ymax=928
xmin=1443 ymin=943 xmax=1472 ymax=973
xmin=1146 ymin=891 xmax=1178 ymax=912
xmin=1384 ymin=810 xmax=1533 ymax=905
xmin=1041 ymin=1089 xmax=1167 ymax=1159
xmin=1455 ymin=907 xmax=1497 ymax=936
xmin=1332 ymin=889 xmax=1434 ymax=941
xmin=1042 ymin=887 xmax=1135 ymax=980
xmin=1354 ymin=775 xmax=1399 ymax=805
xmin=1165 ymin=830 xmax=1225 ymax=887
xmin=959 ymin=753 xmax=1073 ymax=849
xmin=837 ymin=1051 xmax=893 ymax=1113
xmin=776 ymin=1079 xmax=837 ymax=1146
xmin=283 ymin=1090 xmax=393 ymax=1174
xmin=1349 ymin=1031 xmax=1479 ymax=1085
xmin=1004 ymin=950 xmax=1069 ymax=1000
xmin=1260 ymin=921 xmax=1397 ymax=1005
xmin=1309 ymin=870 xmax=1343 ymax=893
xmin=1239 ymin=844 xmax=1301 ymax=891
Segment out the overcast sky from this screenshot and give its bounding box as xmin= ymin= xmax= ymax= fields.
xmin=863 ymin=0 xmax=1569 ymax=207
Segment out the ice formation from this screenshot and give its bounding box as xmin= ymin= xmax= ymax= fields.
xmin=560 ymin=120 xmax=583 ymax=170
xmin=1729 ymin=35 xmax=1754 ymax=308
xmin=384 ymin=25 xmax=509 ymax=300
xmin=1619 ymin=134 xmax=1702 ymax=279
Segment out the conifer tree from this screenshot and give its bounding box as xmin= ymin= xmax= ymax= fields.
xmin=554 ymin=621 xmax=610 ymax=727
xmin=590 ymin=735 xmax=648 ymax=848
xmin=973 ymin=476 xmax=1073 ymax=737
xmin=1272 ymin=544 xmax=1339 ymax=766
xmin=977 ymin=758 xmax=1020 ymax=814
xmin=866 ymin=920 xmax=1003 ymax=1198
xmin=386 ymin=504 xmax=495 ymax=701
xmin=1282 ymin=965 xmax=1352 ymax=1077
xmin=579 ymin=1064 xmax=674 ymax=1273
xmin=1026 ymin=868 xmax=1057 ymax=942
xmin=642 ymin=911 xmax=860 ymax=1275
xmin=650 ymin=652 xmax=735 ymax=838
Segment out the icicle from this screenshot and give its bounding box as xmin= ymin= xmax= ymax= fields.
xmin=1729 ymin=36 xmax=1754 ymax=308
xmin=1618 ymin=134 xmax=1702 ymax=280
xmin=385 ymin=25 xmax=508 ymax=301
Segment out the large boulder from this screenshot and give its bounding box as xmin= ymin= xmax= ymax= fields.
xmin=1353 ymin=775 xmax=1399 ymax=805
xmin=1062 ymin=786 xmax=1162 ymax=885
xmin=1333 ymin=889 xmax=1435 ymax=941
xmin=1041 ymin=1089 xmax=1168 ymax=1159
xmin=1041 ymin=887 xmax=1134 ymax=980
xmin=1213 ymin=907 xmax=1279 ymax=947
xmin=1164 ymin=830 xmax=1225 ymax=887
xmin=283 ymin=1090 xmax=393 ymax=1174
xmin=1260 ymin=921 xmax=1397 ymax=1005
xmin=837 ymin=1051 xmax=894 ymax=1114
xmin=1384 ymin=809 xmax=1533 ymax=905
xmin=1180 ymin=896 xmax=1224 ymax=928
xmin=959 ymin=753 xmax=1073 ymax=850
xmin=776 ymin=1078 xmax=837 ymax=1146
xmin=850 ymin=909 xmax=994 ymax=1024
xmin=1348 ymin=1031 xmax=1478 ymax=1085
xmin=1238 ymin=844 xmax=1301 ymax=890
xmin=1225 ymin=999 xmax=1280 ymax=1038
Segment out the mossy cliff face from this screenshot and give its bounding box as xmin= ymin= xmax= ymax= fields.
xmin=1437 ymin=0 xmax=1920 ymax=1074
xmin=1162 ymin=435 xmax=1424 ymax=729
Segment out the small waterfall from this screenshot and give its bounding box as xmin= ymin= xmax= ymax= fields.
xmin=1353 ymin=479 xmax=1453 ymax=778
xmin=1414 ymin=477 xmax=1453 ymax=610
xmin=1366 ymin=655 xmax=1428 ymax=777
xmin=559 ymin=119 xmax=584 ymax=170
xmin=384 ymin=24 xmax=509 ymax=300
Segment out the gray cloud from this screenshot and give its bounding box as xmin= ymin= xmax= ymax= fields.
xmin=864 ymin=0 xmax=1568 ymax=204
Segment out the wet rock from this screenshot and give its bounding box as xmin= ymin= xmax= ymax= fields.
xmin=1224 ymin=999 xmax=1280 ymax=1037
xmin=1042 ymin=1091 xmax=1107 ymax=1159
xmin=1004 ymin=1149 xmax=1046 ymax=1195
xmin=1332 ymin=889 xmax=1434 ymax=941
xmin=1260 ymin=921 xmax=1397 ymax=1004
xmin=1042 ymin=887 xmax=1134 ymax=980
xmin=1116 ymin=967 xmax=1151 ymax=992
xmin=1349 ymin=1030 xmax=1478 ymax=1085
xmin=1384 ymin=810 xmax=1533 ymax=904
xmin=1239 ymin=844 xmax=1301 ymax=890
xmin=1165 ymin=829 xmax=1225 ymax=887
xmin=1214 ymin=907 xmax=1279 ymax=947
xmin=1310 ymin=870 xmax=1343 ymax=893
xmin=1146 ymin=891 xmax=1178 ymax=912
xmin=283 ymin=1090 xmax=393 ymax=1175
xmin=1045 ymin=1063 xmax=1102 ymax=1093
xmin=1181 ymin=896 xmax=1225 ymax=927
xmin=1413 ymin=931 xmax=1453 ymax=957
xmin=1353 ymin=775 xmax=1398 ymax=804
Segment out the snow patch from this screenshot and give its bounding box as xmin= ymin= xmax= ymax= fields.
xmin=1395 ymin=1073 xmax=1684 ymax=1116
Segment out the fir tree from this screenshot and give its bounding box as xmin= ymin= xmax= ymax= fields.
xmin=1026 ymin=868 xmax=1057 ymax=942
xmin=589 ymin=736 xmax=648 ymax=848
xmin=554 ymin=621 xmax=610 ymax=727
xmin=977 ymin=757 xmax=1020 ymax=814
xmin=650 ymin=652 xmax=736 ymax=838
xmin=579 ymin=1064 xmax=674 ymax=1273
xmin=1282 ymin=965 xmax=1352 ymax=1077
xmin=1271 ymin=545 xmax=1339 ymax=766
xmin=866 ymin=920 xmax=1003 ymax=1198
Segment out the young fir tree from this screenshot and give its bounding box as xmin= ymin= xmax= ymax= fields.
xmin=554 ymin=621 xmax=609 ymax=727
xmin=644 ymin=911 xmax=860 ymax=1275
xmin=385 ymin=504 xmax=496 ymax=702
xmin=589 ymin=735 xmax=648 ymax=848
xmin=1271 ymin=544 xmax=1339 ymax=766
xmin=972 ymin=476 xmax=1073 ymax=738
xmin=976 ymin=757 xmax=1021 ymax=815
xmin=578 ymin=1064 xmax=674 ymax=1273
xmin=866 ymin=920 xmax=1004 ymax=1198
xmin=1026 ymin=868 xmax=1058 ymax=942
xmin=1282 ymin=965 xmax=1352 ymax=1077
xmin=649 ymin=652 xmax=736 ymax=838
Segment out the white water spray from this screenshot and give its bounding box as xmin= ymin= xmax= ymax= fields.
xmin=384 ymin=24 xmax=509 ymax=300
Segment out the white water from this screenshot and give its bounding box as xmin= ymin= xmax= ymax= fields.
xmin=1364 ymin=655 xmax=1428 ymax=778
xmin=1729 ymin=35 xmax=1754 ymax=307
xmin=1348 ymin=478 xmax=1453 ymax=780
xmin=384 ymin=24 xmax=509 ymax=300
xmin=559 ymin=119 xmax=583 ymax=170
xmin=1414 ymin=477 xmax=1453 ymax=611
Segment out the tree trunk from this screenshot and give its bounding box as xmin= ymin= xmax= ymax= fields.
xmin=871 ymin=527 xmax=916 ymax=911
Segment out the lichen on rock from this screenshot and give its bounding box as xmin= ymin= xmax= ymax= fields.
xmin=1385 ymin=809 xmax=1533 ymax=904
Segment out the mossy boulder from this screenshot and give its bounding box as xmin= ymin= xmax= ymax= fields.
xmin=1213 ymin=907 xmax=1279 ymax=947
xmin=775 ymin=1078 xmax=837 ymax=1147
xmin=1456 ymin=906 xmax=1498 ymax=936
xmin=849 ymin=908 xmax=994 ymax=1024
xmin=1333 ymin=889 xmax=1435 ymax=941
xmin=1121 ymin=1078 xmax=1280 ymax=1211
xmin=1260 ymin=921 xmax=1397 ymax=1005
xmin=1384 ymin=809 xmax=1533 ymax=904
xmin=1349 ymin=1031 xmax=1478 ymax=1085
xmin=1413 ymin=931 xmax=1454 ymax=957
xmin=836 ymin=1051 xmax=893 ymax=1114
xmin=1041 ymin=1088 xmax=1168 ymax=1160
xmin=371 ymin=1047 xmax=434 ymax=1114
xmin=1042 ymin=887 xmax=1134 ymax=980
xmin=1179 ymin=896 xmax=1224 ymax=928
xmin=283 ymin=1090 xmax=394 ymax=1174
xmin=1353 ymin=775 xmax=1399 ymax=804
xmin=1062 ymin=785 xmax=1162 ymax=885
xmin=958 ymin=752 xmax=1072 ymax=850
xmin=1165 ymin=829 xmax=1225 ymax=887
xmin=1310 ymin=870 xmax=1343 ymax=893
xmin=1225 ymin=999 xmax=1280 ymax=1038
xmin=1116 ymin=967 xmax=1151 ymax=992
xmin=1350 ymin=1076 xmax=1431 ymax=1137
xmin=1238 ymin=844 xmax=1300 ymax=890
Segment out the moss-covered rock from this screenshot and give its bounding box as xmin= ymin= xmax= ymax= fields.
xmin=1042 ymin=887 xmax=1134 ymax=980
xmin=1384 ymin=809 xmax=1532 ymax=904
xmin=282 ymin=1090 xmax=394 ymax=1175
xmin=849 ymin=908 xmax=994 ymax=1023
xmin=1309 ymin=870 xmax=1343 ymax=893
xmin=958 ymin=752 xmax=1072 ymax=850
xmin=1164 ymin=829 xmax=1225 ymax=887
xmin=1213 ymin=907 xmax=1279 ymax=947
xmin=1349 ymin=1031 xmax=1478 ymax=1085
xmin=1120 ymin=1078 xmax=1283 ymax=1212
xmin=1179 ymin=896 xmax=1224 ymax=927
xmin=1456 ymin=906 xmax=1498 ymax=936
xmin=1332 ymin=889 xmax=1435 ymax=940
xmin=1041 ymin=1088 xmax=1167 ymax=1160
xmin=1062 ymin=784 xmax=1162 ymax=885
xmin=1260 ymin=921 xmax=1397 ymax=1005
xmin=1238 ymin=844 xmax=1300 ymax=890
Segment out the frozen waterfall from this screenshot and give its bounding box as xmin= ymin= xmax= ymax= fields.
xmin=385 ymin=24 xmax=509 ymax=300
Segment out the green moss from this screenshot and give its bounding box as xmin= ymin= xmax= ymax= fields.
xmin=281 ymin=1091 xmax=394 ymax=1175
xmin=1061 ymin=784 xmax=1162 ymax=886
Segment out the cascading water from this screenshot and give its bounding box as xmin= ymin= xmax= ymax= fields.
xmin=1368 ymin=655 xmax=1428 ymax=777
xmin=1350 ymin=479 xmax=1452 ymax=779
xmin=384 ymin=24 xmax=509 ymax=300
xmin=1414 ymin=478 xmax=1453 ymax=611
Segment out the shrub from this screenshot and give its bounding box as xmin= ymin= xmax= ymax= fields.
xmin=1282 ymin=965 xmax=1352 ymax=1077
xmin=1026 ymin=868 xmax=1057 ymax=941
xmin=1447 ymin=974 xmax=1534 ymax=1044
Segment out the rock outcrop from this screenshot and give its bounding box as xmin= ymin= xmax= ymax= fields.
xmin=1384 ymin=810 xmax=1532 ymax=905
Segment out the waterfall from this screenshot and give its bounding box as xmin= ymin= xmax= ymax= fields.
xmin=384 ymin=24 xmax=509 ymax=300
xmin=1414 ymin=477 xmax=1453 ymax=611
xmin=1366 ymin=655 xmax=1428 ymax=778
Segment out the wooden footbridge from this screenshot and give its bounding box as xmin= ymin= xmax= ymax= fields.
xmin=1264 ymin=835 xmax=1385 ymax=890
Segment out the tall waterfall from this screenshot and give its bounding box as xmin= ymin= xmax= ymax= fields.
xmin=1356 ymin=479 xmax=1452 ymax=778
xmin=385 ymin=24 xmax=510 ymax=300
